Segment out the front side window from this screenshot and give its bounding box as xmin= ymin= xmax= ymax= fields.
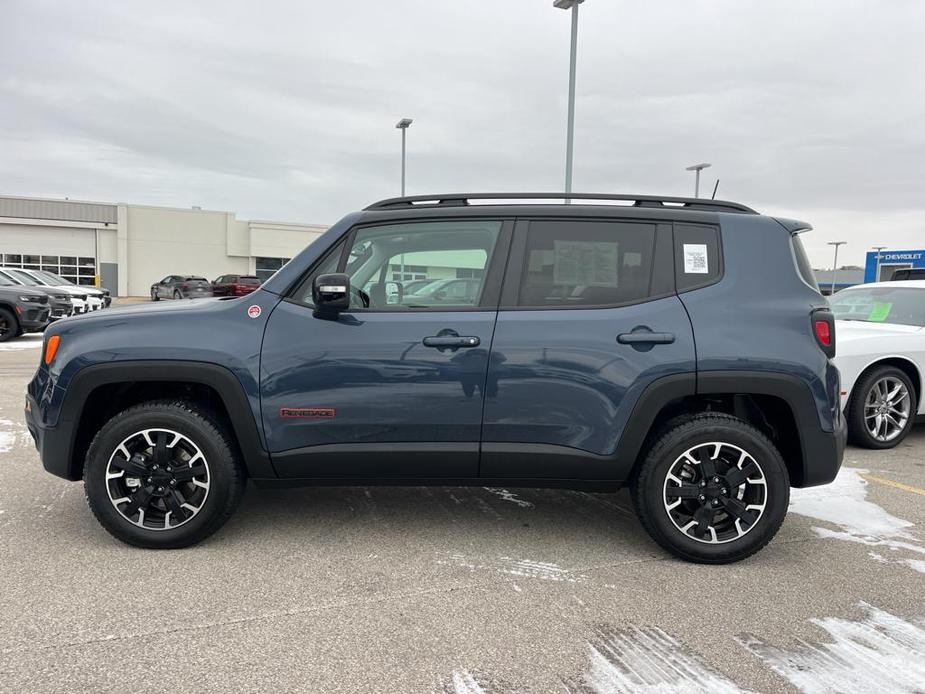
xmin=830 ymin=286 xmax=925 ymax=327
xmin=296 ymin=220 xmax=502 ymax=310
xmin=516 ymin=220 xmax=656 ymax=307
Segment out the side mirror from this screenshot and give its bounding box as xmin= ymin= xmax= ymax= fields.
xmin=312 ymin=273 xmax=350 ymax=318
xmin=385 ymin=281 xmax=404 ymax=305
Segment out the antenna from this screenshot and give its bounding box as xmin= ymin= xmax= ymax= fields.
xmin=711 ymin=180 xmax=720 ymax=200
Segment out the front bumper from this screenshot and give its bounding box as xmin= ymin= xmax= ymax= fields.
xmin=18 ymin=305 xmax=50 ymax=331
xmin=25 ymin=393 xmax=77 ymax=481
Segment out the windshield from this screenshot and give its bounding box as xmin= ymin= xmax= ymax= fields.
xmin=36 ymin=270 xmax=73 ymax=285
xmin=4 ymin=269 xmax=42 ymax=286
xmin=0 ymin=274 xmax=14 ymax=286
xmin=830 ymin=286 xmax=925 ymax=327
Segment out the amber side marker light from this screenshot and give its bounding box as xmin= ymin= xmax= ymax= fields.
xmin=44 ymin=335 xmax=60 ymax=365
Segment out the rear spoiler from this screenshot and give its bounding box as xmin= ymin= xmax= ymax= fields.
xmin=774 ymin=217 xmax=813 ymax=233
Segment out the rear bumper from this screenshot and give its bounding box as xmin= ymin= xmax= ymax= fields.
xmin=799 ymin=415 xmax=847 ymax=487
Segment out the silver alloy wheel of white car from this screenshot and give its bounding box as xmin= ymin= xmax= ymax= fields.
xmin=106 ymin=428 xmax=210 ymax=530
xmin=662 ymin=441 xmax=768 ymax=544
xmin=864 ymin=376 xmax=912 ymax=443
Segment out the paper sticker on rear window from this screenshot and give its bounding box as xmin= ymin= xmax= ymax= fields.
xmin=868 ymin=302 xmax=892 ymax=322
xmin=553 ymin=240 xmax=619 ymax=286
xmin=683 ymin=244 xmax=709 ymax=274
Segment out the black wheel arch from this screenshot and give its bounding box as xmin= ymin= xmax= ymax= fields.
xmin=49 ymin=361 xmax=274 ymax=481
xmin=619 ymin=370 xmax=844 ymax=488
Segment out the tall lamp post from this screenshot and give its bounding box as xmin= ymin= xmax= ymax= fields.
xmin=554 ymin=0 xmax=584 ymax=199
xmin=685 ymin=163 xmax=711 ymax=198
xmin=872 ymin=245 xmax=887 ymax=283
xmin=828 ymin=241 xmax=847 ymax=295
xmin=396 ymin=118 xmax=413 ymax=197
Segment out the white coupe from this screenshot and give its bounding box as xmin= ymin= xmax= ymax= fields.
xmin=830 ymin=280 xmax=925 ymax=448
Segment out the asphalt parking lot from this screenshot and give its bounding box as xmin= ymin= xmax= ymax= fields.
xmin=1 ymin=332 xmax=924 ymax=693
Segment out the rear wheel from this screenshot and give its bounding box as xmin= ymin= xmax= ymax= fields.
xmin=847 ymin=365 xmax=916 ymax=449
xmin=0 ymin=307 xmax=19 ymax=342
xmin=83 ymin=400 xmax=246 ymax=548
xmin=632 ymin=413 xmax=789 ymax=564
xmin=173 ymin=290 xmax=182 ymax=300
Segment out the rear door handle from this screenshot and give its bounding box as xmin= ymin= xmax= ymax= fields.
xmin=423 ymin=336 xmax=480 ymax=348
xmin=617 ymin=332 xmax=675 ymax=345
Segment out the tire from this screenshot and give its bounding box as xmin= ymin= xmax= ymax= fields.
xmin=0 ymin=307 xmax=19 ymax=343
xmin=173 ymin=290 xmax=182 ymax=300
xmin=151 ymin=289 xmax=159 ymax=301
xmin=847 ymin=365 xmax=917 ymax=449
xmin=631 ymin=413 xmax=790 ymax=564
xmin=83 ymin=400 xmax=246 ymax=549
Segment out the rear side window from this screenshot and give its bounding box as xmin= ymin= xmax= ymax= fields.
xmin=516 ymin=220 xmax=656 ymax=307
xmin=674 ymin=224 xmax=722 ymax=292
xmin=241 ymin=276 xmax=261 ymax=285
xmin=790 ymin=233 xmax=819 ymax=291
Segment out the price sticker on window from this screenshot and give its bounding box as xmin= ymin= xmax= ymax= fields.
xmin=683 ymin=244 xmax=709 ymax=274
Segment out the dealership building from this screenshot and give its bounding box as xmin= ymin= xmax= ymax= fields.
xmin=864 ymin=249 xmax=925 ymax=283
xmin=0 ymin=195 xmax=328 ymax=297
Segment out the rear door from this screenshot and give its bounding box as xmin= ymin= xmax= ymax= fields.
xmin=481 ymin=218 xmax=696 ymax=480
xmin=260 ymin=218 xmax=512 ymax=479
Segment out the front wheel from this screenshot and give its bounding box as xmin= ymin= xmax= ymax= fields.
xmin=847 ymin=366 xmax=917 ymax=449
xmin=632 ymin=413 xmax=789 ymax=564
xmin=0 ymin=307 xmax=19 ymax=343
xmin=83 ymin=400 xmax=246 ymax=548
xmin=151 ymin=289 xmax=159 ymax=301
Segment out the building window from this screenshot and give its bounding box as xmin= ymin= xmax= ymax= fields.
xmin=0 ymin=253 xmax=97 ymax=285
xmin=255 ymin=257 xmax=290 ymax=283
xmin=456 ymin=268 xmax=484 ymax=279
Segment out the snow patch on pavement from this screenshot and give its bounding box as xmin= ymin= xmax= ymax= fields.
xmin=437 ymin=552 xmax=585 ymax=583
xmin=483 ymin=488 xmax=534 ymax=508
xmin=739 ymin=602 xmax=925 ymax=694
xmin=0 ymin=419 xmax=22 ymax=454
xmin=563 ymin=626 xmax=750 ymax=693
xmin=438 ymin=671 xmax=492 ymax=694
xmin=789 ymin=467 xmax=925 ymax=573
xmin=0 ymin=334 xmax=43 ymax=350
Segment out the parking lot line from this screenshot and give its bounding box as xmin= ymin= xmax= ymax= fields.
xmin=861 ymin=472 xmax=925 ymax=498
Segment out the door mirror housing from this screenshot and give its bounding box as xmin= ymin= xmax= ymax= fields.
xmin=312 ymin=273 xmax=350 ymax=318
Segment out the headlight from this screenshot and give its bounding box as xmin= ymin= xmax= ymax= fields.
xmin=54 ymin=294 xmax=69 ymax=301
xmin=19 ymin=295 xmax=43 ymax=303
xmin=76 ymin=294 xmax=87 ymax=301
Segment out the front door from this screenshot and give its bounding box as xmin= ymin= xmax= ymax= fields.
xmin=481 ymin=218 xmax=697 ymax=480
xmin=261 ymin=218 xmax=511 ymax=479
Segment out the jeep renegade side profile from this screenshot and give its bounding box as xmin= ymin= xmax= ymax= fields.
xmin=25 ymin=194 xmax=846 ymax=563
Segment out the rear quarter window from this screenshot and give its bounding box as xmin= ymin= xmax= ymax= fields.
xmin=674 ymin=223 xmax=722 ymax=292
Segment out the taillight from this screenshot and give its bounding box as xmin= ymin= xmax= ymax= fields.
xmin=814 ymin=320 xmax=831 ymax=346
xmin=811 ymin=308 xmax=836 ymax=358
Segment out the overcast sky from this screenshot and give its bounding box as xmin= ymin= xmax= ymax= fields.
xmin=2 ymin=0 xmax=923 ymax=267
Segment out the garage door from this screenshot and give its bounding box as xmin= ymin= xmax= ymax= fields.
xmin=0 ymin=223 xmax=97 ymax=285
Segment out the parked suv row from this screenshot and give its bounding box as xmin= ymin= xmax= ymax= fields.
xmin=150 ymin=274 xmax=262 ymax=300
xmin=28 ymin=193 xmax=845 ymax=564
xmin=0 ymin=267 xmax=112 ymax=341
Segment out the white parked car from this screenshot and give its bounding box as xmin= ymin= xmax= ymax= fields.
xmin=830 ymin=280 xmax=925 ymax=448
xmin=2 ymin=268 xmax=93 ymax=313
xmin=14 ymin=268 xmax=105 ymax=311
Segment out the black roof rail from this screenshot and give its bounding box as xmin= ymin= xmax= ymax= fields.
xmin=363 ymin=193 xmax=758 ymax=214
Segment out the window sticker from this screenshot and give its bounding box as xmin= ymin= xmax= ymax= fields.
xmin=868 ymin=302 xmax=892 ymax=322
xmin=553 ymin=240 xmax=619 ymax=286
xmin=683 ymin=244 xmax=709 ymax=274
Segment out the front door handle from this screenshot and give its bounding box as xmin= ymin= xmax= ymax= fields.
xmin=617 ymin=331 xmax=675 ymax=345
xmin=423 ymin=335 xmax=481 ymax=349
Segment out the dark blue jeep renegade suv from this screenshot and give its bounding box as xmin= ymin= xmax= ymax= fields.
xmin=25 ymin=193 xmax=846 ymax=563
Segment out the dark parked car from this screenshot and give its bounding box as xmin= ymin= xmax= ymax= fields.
xmin=150 ymin=275 xmax=213 ymax=300
xmin=28 ymin=193 xmax=845 ymax=564
xmin=0 ymin=276 xmax=50 ymax=341
xmin=211 ymin=274 xmax=261 ymax=297
xmin=890 ymin=268 xmax=925 ymax=281
xmin=0 ymin=268 xmax=73 ymax=322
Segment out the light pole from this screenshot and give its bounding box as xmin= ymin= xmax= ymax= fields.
xmin=685 ymin=163 xmax=712 ymax=198
xmin=872 ymin=246 xmax=887 ymax=283
xmin=828 ymin=241 xmax=847 ymax=295
xmin=395 ymin=118 xmax=413 ymax=197
xmin=554 ymin=0 xmax=584 ymax=199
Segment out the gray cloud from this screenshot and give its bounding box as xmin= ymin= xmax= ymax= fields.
xmin=2 ymin=0 xmax=924 ymax=266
